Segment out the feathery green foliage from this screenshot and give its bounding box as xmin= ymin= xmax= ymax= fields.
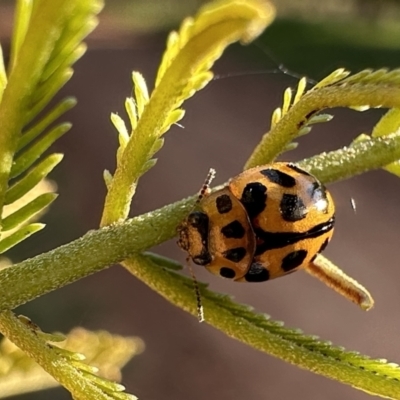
xmin=245 ymin=67 xmax=400 ymax=169
xmin=101 ymin=0 xmax=275 ymax=226
xmin=0 ymin=324 xmax=143 ymax=398
xmin=1 ymin=0 xmax=400 ymax=399
xmin=0 ymin=312 xmax=142 ymax=399
xmin=124 ymin=254 xmax=400 ymax=400
xmin=0 ymin=0 xmax=101 ymax=254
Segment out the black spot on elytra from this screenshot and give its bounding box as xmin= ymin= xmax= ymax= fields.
xmin=240 ymin=182 xmax=267 ymax=219
xmin=223 ymin=247 xmax=247 ymax=263
xmin=221 ymin=220 xmax=246 ymax=239
xmin=216 ymin=194 xmax=232 ymax=214
xmin=280 ymin=194 xmax=308 ymax=221
xmin=261 ymin=168 xmax=296 ymax=188
xmin=254 ymin=216 xmax=335 ymax=255
xmin=318 ymin=238 xmax=330 ymax=253
xmin=244 ymin=262 xmax=270 ymax=282
xmin=281 ymin=250 xmax=308 ymax=272
xmin=220 ymin=267 xmax=236 ymax=279
xmin=286 ymin=163 xmax=312 ymax=177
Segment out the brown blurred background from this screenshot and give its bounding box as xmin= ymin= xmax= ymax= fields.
xmin=2 ymin=0 xmax=400 ymax=399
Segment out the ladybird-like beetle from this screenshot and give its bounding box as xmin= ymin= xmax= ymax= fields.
xmin=178 ymin=162 xmax=373 ymax=310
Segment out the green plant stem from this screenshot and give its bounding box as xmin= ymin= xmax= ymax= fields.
xmin=0 ymin=310 xmax=116 ymax=400
xmin=0 ymin=197 xmax=193 ymax=311
xmin=300 ymin=133 xmax=400 ymax=183
xmin=1 ymin=133 xmax=400 ymax=311
xmin=245 ymin=84 xmax=400 ymax=169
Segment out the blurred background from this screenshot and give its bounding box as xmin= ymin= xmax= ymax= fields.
xmin=2 ymin=0 xmax=400 ymax=399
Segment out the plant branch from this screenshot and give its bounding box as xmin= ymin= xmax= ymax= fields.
xmin=101 ymin=0 xmax=274 ymax=226
xmin=300 ymin=133 xmax=400 ymax=183
xmin=0 ymin=310 xmax=117 ymax=399
xmin=1 ymin=132 xmax=400 ymax=311
xmin=245 ymin=84 xmax=400 ymax=169
xmin=123 ymin=254 xmax=400 ymax=400
xmin=0 ymin=196 xmax=193 ymax=311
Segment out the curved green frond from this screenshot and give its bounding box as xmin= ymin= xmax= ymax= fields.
xmin=123 ymin=254 xmax=400 ymax=400
xmin=0 ymin=0 xmax=103 ymax=250
xmin=101 ymin=0 xmax=275 ymax=226
xmin=245 ymin=68 xmax=400 ymax=169
xmin=0 ymin=316 xmax=142 ymax=399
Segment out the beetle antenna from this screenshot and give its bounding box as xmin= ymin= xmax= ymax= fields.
xmin=187 ymin=257 xmax=204 ymax=322
xmin=196 ymin=168 xmax=216 ymax=205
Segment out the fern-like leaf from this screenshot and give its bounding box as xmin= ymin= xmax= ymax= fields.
xmin=0 ymin=314 xmax=143 ymax=399
xmin=0 ymin=0 xmax=103 ymax=252
xmin=123 ymin=254 xmax=400 ymax=400
xmin=101 ymin=0 xmax=275 ymax=226
xmin=246 ymin=67 xmax=400 ymax=169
